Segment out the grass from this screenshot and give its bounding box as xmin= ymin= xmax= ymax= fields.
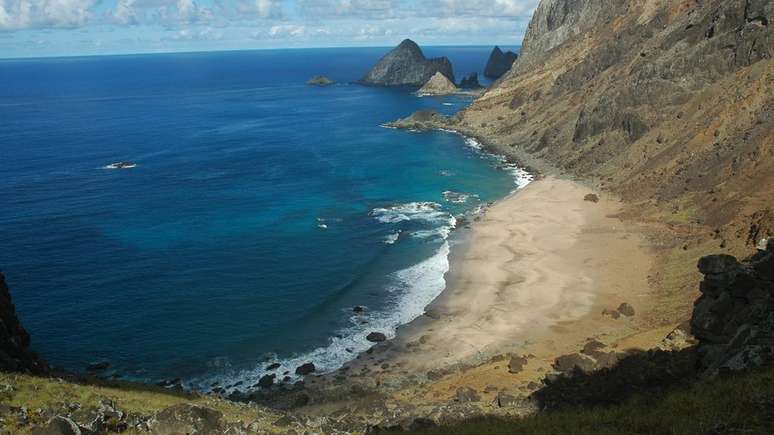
xmin=0 ymin=372 xmax=281 ymax=434
xmin=415 ymin=366 xmax=774 ymax=435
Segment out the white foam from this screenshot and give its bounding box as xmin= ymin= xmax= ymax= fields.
xmin=370 ymin=202 xmax=448 ymax=225
xmin=192 ymin=242 xmax=452 ymax=393
xmin=442 ymin=190 xmax=478 ymax=204
xmin=436 ymin=128 xmax=534 ymax=190
xmin=384 ymin=231 xmax=401 ymax=244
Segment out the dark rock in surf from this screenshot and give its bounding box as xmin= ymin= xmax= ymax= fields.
xmin=87 ymin=361 xmax=110 ymax=372
xmin=258 ymin=374 xmax=275 ymax=388
xmin=366 ymin=332 xmax=387 ymax=343
xmin=295 ymin=362 xmax=316 ymax=376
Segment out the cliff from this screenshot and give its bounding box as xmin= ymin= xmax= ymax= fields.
xmin=429 ymin=0 xmax=772 ymax=263
xmin=483 ymin=46 xmax=518 ymax=79
xmin=361 ymin=39 xmax=455 ymax=87
xmin=0 ymin=272 xmax=47 ymax=374
xmin=692 ymin=239 xmax=774 ymax=377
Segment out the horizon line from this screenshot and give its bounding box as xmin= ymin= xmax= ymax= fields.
xmin=0 ymin=43 xmax=522 ymax=62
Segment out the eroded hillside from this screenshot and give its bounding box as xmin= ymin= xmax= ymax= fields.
xmin=460 ymin=0 xmax=772 ymax=250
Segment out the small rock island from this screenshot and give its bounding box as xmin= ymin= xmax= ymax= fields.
xmin=484 ymin=46 xmax=518 ymax=79
xmin=306 ymin=75 xmax=335 ymax=86
xmin=361 ymin=39 xmax=454 ymax=87
xmin=416 ymin=71 xmax=458 ymax=96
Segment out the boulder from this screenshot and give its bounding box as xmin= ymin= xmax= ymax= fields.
xmin=258 ymin=373 xmax=275 ymax=388
xmin=86 ymin=361 xmax=110 ymax=372
xmin=149 ymin=404 xmax=223 ymax=435
xmin=353 ymin=306 xmax=366 ymax=314
xmin=455 ymin=386 xmax=480 ymax=402
xmin=508 ymin=355 xmax=529 ymax=374
xmin=265 ymin=362 xmax=281 ymax=371
xmin=361 ymin=39 xmax=455 ymax=87
xmin=484 ymin=46 xmax=518 ymax=79
xmin=617 ymin=303 xmax=636 ymax=317
xmin=295 ymin=362 xmax=316 ymax=376
xmin=584 ymin=193 xmax=600 ymax=203
xmin=366 ymin=332 xmax=387 ymax=343
xmin=494 ymin=392 xmax=521 ymax=408
xmin=553 ymin=353 xmax=597 ymax=373
xmin=602 ymin=308 xmax=621 ymax=319
xmin=417 ymin=72 xmax=458 ymax=96
xmin=30 ymin=416 xmax=83 ymax=435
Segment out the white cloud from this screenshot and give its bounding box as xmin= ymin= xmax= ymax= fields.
xmin=0 ymin=0 xmax=98 ymax=30
xmin=109 ymin=0 xmax=213 ymax=27
xmin=297 ymin=0 xmax=400 ymax=19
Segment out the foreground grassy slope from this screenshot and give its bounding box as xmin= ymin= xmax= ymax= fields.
xmin=0 ymin=372 xmax=283 ymax=434
xmin=417 ymin=366 xmax=774 ymax=435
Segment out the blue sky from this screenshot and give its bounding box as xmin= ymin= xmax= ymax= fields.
xmin=0 ymin=0 xmax=539 ymax=58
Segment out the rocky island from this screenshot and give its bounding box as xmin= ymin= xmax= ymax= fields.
xmin=306 ymin=75 xmax=335 ymax=86
xmin=360 ymin=39 xmax=454 ymax=87
xmin=416 ymin=71 xmax=458 ymax=96
xmin=483 ymin=46 xmax=518 ymax=79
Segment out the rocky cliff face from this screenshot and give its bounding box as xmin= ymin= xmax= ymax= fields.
xmin=692 ymin=241 xmax=774 ymax=377
xmin=361 ymin=39 xmax=455 ymax=87
xmin=483 ymin=46 xmax=518 ymax=79
xmin=447 ymin=0 xmax=772 ymax=256
xmin=0 ymin=273 xmax=47 ymax=374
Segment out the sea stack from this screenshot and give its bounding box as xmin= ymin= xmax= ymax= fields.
xmin=484 ymin=46 xmax=518 ymax=79
xmin=361 ymin=39 xmax=455 ymax=87
xmin=417 ymin=72 xmax=459 ymax=96
xmin=459 ymin=72 xmax=482 ymax=89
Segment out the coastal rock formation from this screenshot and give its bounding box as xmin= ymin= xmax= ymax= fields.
xmin=417 ymin=0 xmax=772 ymax=270
xmin=366 ymin=332 xmax=387 ymax=343
xmin=295 ymin=362 xmax=315 ymax=375
xmin=385 ymin=110 xmax=449 ymax=130
xmin=361 ymin=39 xmax=454 ymax=87
xmin=417 ymin=72 xmax=459 ymax=96
xmin=306 ymin=75 xmax=334 ymax=86
xmin=484 ymin=46 xmax=518 ymax=79
xmin=459 ymin=72 xmax=482 ymax=89
xmin=0 ymin=273 xmax=47 ymax=374
xmin=691 ymin=241 xmax=774 ymax=377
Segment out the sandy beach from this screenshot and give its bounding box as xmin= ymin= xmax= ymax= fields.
xmin=328 ymin=176 xmax=663 ymax=405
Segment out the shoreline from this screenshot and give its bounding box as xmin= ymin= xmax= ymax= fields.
xmin=308 ymin=175 xmax=661 ymax=406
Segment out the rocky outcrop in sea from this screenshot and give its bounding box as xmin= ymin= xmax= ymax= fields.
xmin=483 ymin=46 xmax=518 ymax=79
xmin=459 ymin=72 xmax=482 ymax=89
xmin=361 ymin=39 xmax=454 ymax=87
xmin=306 ymin=75 xmax=334 ymax=86
xmin=0 ymin=272 xmax=47 ymax=374
xmin=417 ymin=72 xmax=459 ymax=96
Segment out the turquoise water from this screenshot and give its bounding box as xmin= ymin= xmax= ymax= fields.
xmin=0 ymin=46 xmax=524 ymax=389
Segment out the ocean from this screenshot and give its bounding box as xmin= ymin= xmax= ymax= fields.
xmin=0 ymin=46 xmax=526 ymax=390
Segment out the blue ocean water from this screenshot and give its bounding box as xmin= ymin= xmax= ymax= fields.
xmin=0 ymin=46 xmax=523 ymax=388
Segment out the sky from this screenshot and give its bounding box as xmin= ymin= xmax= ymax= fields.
xmin=0 ymin=0 xmax=540 ymax=58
